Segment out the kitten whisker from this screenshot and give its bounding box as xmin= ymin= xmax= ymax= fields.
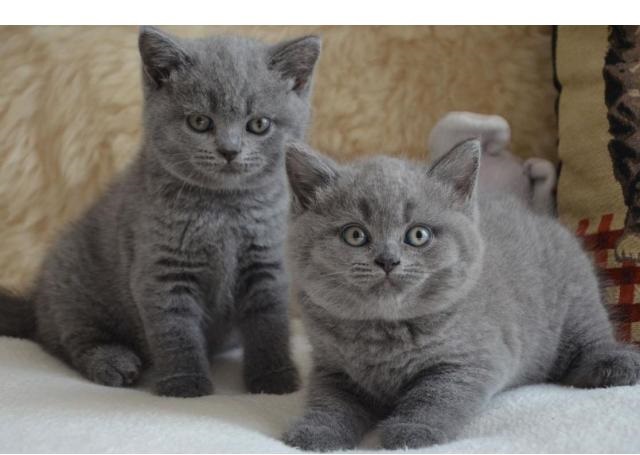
xmin=317 ymin=270 xmax=350 ymax=278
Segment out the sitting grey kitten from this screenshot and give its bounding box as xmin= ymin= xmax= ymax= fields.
xmin=0 ymin=26 xmax=321 ymax=397
xmin=282 ymin=140 xmax=640 ymax=451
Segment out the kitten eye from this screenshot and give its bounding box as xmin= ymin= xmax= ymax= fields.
xmin=246 ymin=117 xmax=272 ymax=135
xmin=405 ymin=225 xmax=432 ymax=247
xmin=186 ymin=114 xmax=214 ymax=133
xmin=341 ymin=224 xmax=369 ymax=247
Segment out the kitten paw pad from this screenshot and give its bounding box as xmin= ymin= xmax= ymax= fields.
xmin=247 ymin=366 xmax=300 ymax=394
xmin=155 ymin=374 xmax=213 ymax=397
xmin=282 ymin=423 xmax=354 ymax=452
xmin=380 ymin=422 xmax=445 ymax=450
xmin=83 ymin=345 xmax=142 ymax=387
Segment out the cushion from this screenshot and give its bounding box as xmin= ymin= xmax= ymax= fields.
xmin=555 ymin=25 xmax=640 ymax=344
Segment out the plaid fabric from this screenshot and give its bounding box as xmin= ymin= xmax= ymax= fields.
xmin=576 ymin=213 xmax=640 ymax=344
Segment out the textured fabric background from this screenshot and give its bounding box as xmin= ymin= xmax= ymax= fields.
xmin=556 ymin=26 xmax=624 ymax=227
xmin=556 ymin=26 xmax=640 ymax=344
xmin=0 ymin=26 xmax=557 ymax=289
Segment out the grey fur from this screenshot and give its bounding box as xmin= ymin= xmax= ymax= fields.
xmin=282 ymin=140 xmax=640 ymax=450
xmin=0 ymin=27 xmax=321 ymax=397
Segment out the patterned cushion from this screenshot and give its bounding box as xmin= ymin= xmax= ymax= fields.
xmin=556 ymin=26 xmax=640 ymax=344
xmin=576 ymin=214 xmax=640 ymax=341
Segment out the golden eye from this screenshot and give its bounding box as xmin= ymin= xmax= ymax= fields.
xmin=341 ymin=224 xmax=369 ymax=247
xmin=186 ymin=114 xmax=213 ymax=132
xmin=246 ymin=117 xmax=272 ymax=135
xmin=405 ymin=225 xmax=432 ymax=247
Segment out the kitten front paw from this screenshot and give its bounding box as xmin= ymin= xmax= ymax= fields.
xmin=154 ymin=374 xmax=213 ymax=397
xmin=247 ymin=365 xmax=300 ymax=394
xmin=379 ymin=422 xmax=445 ymax=450
xmin=282 ymin=422 xmax=355 ymax=452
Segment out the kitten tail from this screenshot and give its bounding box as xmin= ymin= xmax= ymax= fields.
xmin=0 ymin=289 xmax=35 ymax=339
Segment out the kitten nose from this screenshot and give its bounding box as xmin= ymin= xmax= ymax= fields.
xmin=374 ymin=256 xmax=400 ymax=274
xmin=218 ymin=148 xmax=239 ymax=162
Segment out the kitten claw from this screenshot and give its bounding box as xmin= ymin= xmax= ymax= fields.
xmin=154 ymin=373 xmax=213 ymax=397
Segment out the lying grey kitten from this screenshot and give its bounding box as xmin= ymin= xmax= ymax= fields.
xmin=282 ymin=140 xmax=640 ymax=451
xmin=0 ymin=26 xmax=321 ymax=397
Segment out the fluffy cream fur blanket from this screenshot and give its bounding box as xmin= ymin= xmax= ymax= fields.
xmin=2 ymin=321 xmax=639 ymax=452
xmin=0 ymin=26 xmax=556 ymax=289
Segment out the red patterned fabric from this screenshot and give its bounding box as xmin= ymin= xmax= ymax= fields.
xmin=576 ymin=213 xmax=640 ymax=344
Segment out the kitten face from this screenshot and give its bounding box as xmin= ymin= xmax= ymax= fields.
xmin=287 ymin=141 xmax=484 ymax=320
xmin=139 ymin=27 xmax=320 ymax=190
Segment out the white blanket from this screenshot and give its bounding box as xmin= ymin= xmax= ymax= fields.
xmin=1 ymin=321 xmax=639 ymax=453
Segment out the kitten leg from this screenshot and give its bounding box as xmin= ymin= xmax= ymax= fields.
xmin=239 ymin=282 xmax=300 ymax=394
xmin=379 ymin=363 xmax=494 ymax=449
xmin=562 ymin=341 xmax=640 ymax=388
xmin=237 ymin=263 xmax=299 ymax=394
xmin=135 ymin=285 xmax=212 ymax=397
xmin=282 ymin=368 xmax=377 ymax=451
xmin=558 ymin=282 xmax=640 ymax=388
xmin=48 ymin=304 xmax=143 ymax=387
xmin=73 ymin=342 xmax=143 ymax=387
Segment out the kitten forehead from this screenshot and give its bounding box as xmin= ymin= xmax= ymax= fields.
xmin=350 ymin=156 xmax=421 ymax=196
xmin=192 ymin=35 xmax=268 ymax=71
xmin=175 ymin=35 xmax=285 ymax=114
xmin=328 ymin=156 xmax=437 ymax=223
xmin=196 ymin=36 xmax=268 ymax=80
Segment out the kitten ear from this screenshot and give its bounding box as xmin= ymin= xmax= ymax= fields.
xmin=139 ymin=26 xmax=191 ymax=89
xmin=428 ymin=139 xmax=481 ymax=205
xmin=286 ymin=142 xmax=338 ymax=212
xmin=269 ymin=35 xmax=321 ymax=95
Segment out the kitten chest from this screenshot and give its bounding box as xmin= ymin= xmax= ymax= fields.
xmin=172 ymin=199 xmax=286 ymax=297
xmin=315 ymin=319 xmax=435 ymax=400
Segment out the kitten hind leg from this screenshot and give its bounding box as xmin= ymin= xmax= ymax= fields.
xmin=74 ymin=343 xmax=143 ymax=387
xmin=562 ymin=342 xmax=640 ymax=388
xmin=557 ymin=270 xmax=640 ymax=388
xmin=37 ymin=300 xmax=143 ymax=388
xmin=55 ymin=321 xmax=142 ymax=387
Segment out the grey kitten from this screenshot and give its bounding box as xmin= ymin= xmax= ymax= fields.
xmin=282 ymin=140 xmax=640 ymax=451
xmin=0 ymin=26 xmax=321 ymax=398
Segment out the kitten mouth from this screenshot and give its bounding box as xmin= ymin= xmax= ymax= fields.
xmin=372 ymin=276 xmax=402 ymax=292
xmin=219 ymin=163 xmax=245 ymax=174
